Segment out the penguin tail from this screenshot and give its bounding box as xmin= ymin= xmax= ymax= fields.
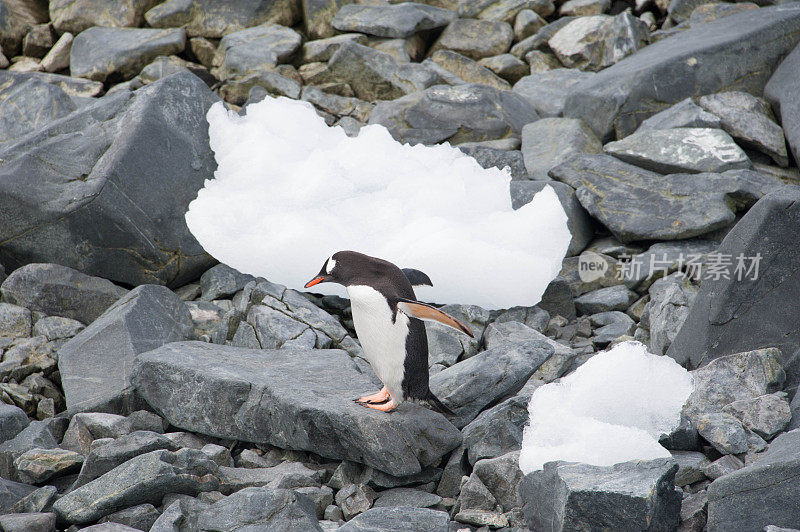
xmin=425 ymin=390 xmax=455 ymax=416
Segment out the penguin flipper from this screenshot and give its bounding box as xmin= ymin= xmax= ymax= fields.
xmin=396 ymin=299 xmax=474 ymax=337
xmin=402 ymin=268 xmax=433 ymax=287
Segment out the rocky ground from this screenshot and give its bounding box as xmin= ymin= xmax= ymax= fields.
xmin=1 ymin=0 xmax=800 ymax=531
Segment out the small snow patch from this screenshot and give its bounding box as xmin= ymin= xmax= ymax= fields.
xmin=520 ymin=341 xmax=693 ymax=473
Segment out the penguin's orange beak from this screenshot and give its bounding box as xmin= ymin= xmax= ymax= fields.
xmin=304 ymin=275 xmax=329 ymax=288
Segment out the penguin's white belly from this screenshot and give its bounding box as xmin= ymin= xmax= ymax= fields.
xmin=347 ymin=285 xmax=410 ymax=402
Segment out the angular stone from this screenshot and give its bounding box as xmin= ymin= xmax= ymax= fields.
xmin=193 ymin=487 xmax=322 ymax=531
xmin=636 ymin=97 xmax=722 ymax=132
xmin=462 ymin=388 xmax=534 ymax=465
xmin=215 ymin=23 xmax=301 ymax=80
xmin=373 ymin=487 xmax=441 ymax=508
xmin=476 ymin=0 xmax=554 ymax=22
xmin=702 ymin=454 xmax=743 ymax=481
xmin=0 ymin=69 xmax=103 ymax=98
xmin=430 ymin=18 xmax=514 ymax=60
xmin=519 ymin=459 xmax=681 ymax=531
xmin=722 ymin=393 xmax=791 ymax=441
xmin=604 ymin=128 xmax=751 ymax=174
xmin=645 ymin=273 xmax=698 ymax=356
xmin=0 ymin=512 xmax=56 ymax=532
xmin=32 ymin=316 xmax=84 ymax=341
xmin=575 ymin=285 xmax=638 ymax=315
xmin=99 ymin=503 xmax=160 ymax=531
xmin=549 ymin=13 xmax=648 ymax=72
xmin=473 ymin=451 xmax=523 ymax=512
xmin=564 ymin=5 xmax=800 ymax=140
xmin=458 ymin=145 xmax=526 ymax=179
xmin=429 ymin=341 xmax=552 ymax=428
xmin=21 ymin=23 xmax=54 ymax=59
xmin=559 ymin=0 xmax=609 ymax=16
xmin=521 ymin=117 xmax=602 ymax=180
xmin=550 ymin=154 xmax=781 ymax=242
xmin=14 ymin=447 xmax=83 ymax=484
xmin=0 ymin=478 xmax=37 ymax=513
xmin=510 ymin=16 xmax=577 ymax=58
xmin=369 ymin=83 xmax=538 ymax=145
xmin=0 ymin=404 xmax=29 ymax=445
xmin=132 ymin=342 xmax=461 ymax=477
xmin=335 ymin=506 xmax=450 ymax=531
xmin=0 ymin=421 xmax=59 ymax=480
xmin=326 ymin=42 xmax=439 ymax=102
xmin=765 ymin=40 xmax=800 ymax=171
xmin=667 ymin=187 xmax=800 ymax=376
xmin=707 ymin=428 xmax=800 ymax=530
xmin=514 ymin=9 xmax=546 ymax=40
xmin=512 ymin=69 xmax=595 ymax=118
xmin=219 ymin=461 xmax=323 ymax=492
xmin=0 ymin=72 xmax=219 ymax=287
xmin=332 ymin=3 xmax=456 ymax=38
xmin=0 ymin=77 xmax=75 ymax=144
xmin=58 ymin=285 xmax=192 ymax=412
xmin=221 ymin=70 xmax=301 ymax=106
xmin=145 ymin=0 xmax=299 ymax=38
xmin=478 ymin=53 xmax=528 ymax=84
xmin=135 ymin=55 xmax=209 ymax=86
xmin=53 ymin=448 xmax=219 ymax=525
xmin=698 ymin=91 xmax=789 ymax=167
xmin=336 ymin=483 xmax=376 ymax=519
xmin=671 ymin=451 xmax=709 ymax=486
xmin=39 ymin=30 xmax=72 ymax=72
xmin=591 ymin=310 xmax=636 ymax=344
xmin=7 ymin=484 xmax=57 ymax=513
xmin=50 ymin=0 xmax=154 ymax=35
xmin=70 ymin=27 xmax=185 ymax=82
xmin=621 ymin=239 xmax=717 ymax=291
xmin=299 ymin=34 xmax=365 ymax=64
xmin=199 ymin=264 xmax=254 ymax=301
xmin=429 ymin=50 xmax=510 ymax=90
xmin=0 ymin=303 xmax=31 ymax=338
xmin=696 ymin=413 xmax=748 ymax=455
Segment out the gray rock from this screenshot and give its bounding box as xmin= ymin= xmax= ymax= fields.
xmin=765 ymin=38 xmax=800 ymax=171
xmin=0 ymin=404 xmax=29 ymax=445
xmin=99 ymin=503 xmax=160 ymax=531
xmin=510 ymin=16 xmax=577 ymax=58
xmin=473 ymin=451 xmax=523 ymax=512
xmin=549 ymin=13 xmax=649 ymax=72
xmin=0 ymin=478 xmax=37 ymax=512
xmin=667 ymin=187 xmax=800 ymax=379
xmin=336 ymin=483 xmax=376 ymax=519
xmin=0 ymin=72 xmax=219 ymax=287
xmin=702 ymin=454 xmax=743 ymax=481
xmin=0 ymin=513 xmax=56 ymax=532
xmin=215 ymin=23 xmax=301 ymax=80
xmin=332 ymin=3 xmax=456 ymax=38
xmin=430 ymin=18 xmax=514 ymax=60
xmin=326 ymin=42 xmax=440 ymax=102
xmin=145 ymin=0 xmax=300 ymax=38
xmin=0 ymin=69 xmax=103 ymax=98
xmin=550 ymin=154 xmax=781 ymax=242
xmin=303 ymin=0 xmax=357 ymax=40
xmin=295 ymin=485 xmax=333 ymax=519
xmin=519 ymin=458 xmax=681 ymax=531
xmin=430 ymin=341 xmax=552 ymax=429
xmin=636 ymin=97 xmax=722 ymax=132
xmin=221 ymin=70 xmax=302 ymax=106
xmin=0 ymin=303 xmax=31 ymax=338
xmin=459 ymin=146 xmax=527 ymax=180
xmin=57 ymin=284 xmax=190 ymax=413
xmin=70 ymin=27 xmax=185 ymax=82
xmin=49 ymin=0 xmax=153 ymax=35
xmin=74 ymin=431 xmax=180 ymax=488
xmin=219 ymin=462 xmax=324 ymax=492
xmin=558 ymin=253 xmax=624 ymax=298
xmin=462 ymin=390 xmax=534 ymax=466
xmin=722 ymin=393 xmax=792 ymax=441
xmin=7 ymin=484 xmax=57 ymax=513
xmin=478 ymin=53 xmax=529 ymax=84
xmin=336 ymin=506 xmax=450 ymax=531
xmin=299 ymin=33 xmax=366 ymax=64
xmin=192 ymin=487 xmax=322 ymax=531
xmin=707 ymin=428 xmax=800 ymax=530
xmin=698 ymin=91 xmax=788 ymax=167
xmin=646 ymin=273 xmax=698 ymax=356
xmin=32 ymin=316 xmax=85 ymax=341
xmin=671 ymin=451 xmax=709 ymax=486
xmin=0 ymin=421 xmax=60 ymax=481
xmin=0 ymin=77 xmax=75 ymax=145
xmin=457 ymin=473 xmax=497 ymax=512
xmin=696 ymin=413 xmax=749 ymax=455
xmin=483 ymin=322 xmax=575 ymax=381
xmin=53 ymin=448 xmax=219 ymax=525
xmin=521 ymin=117 xmax=602 ymax=181
xmin=132 ymin=342 xmax=461 ymax=477
xmin=591 ymin=310 xmax=636 ymax=344
xmin=514 ymin=9 xmax=546 ymax=40
xmin=559 ymin=0 xmax=609 ymax=16
xmin=1 ymin=264 xmax=127 ymax=325
xmin=369 ymin=83 xmax=538 ymax=145
xmin=429 ymin=50 xmax=511 ymax=91
xmin=14 ymin=447 xmax=83 ymax=484
xmin=621 ymin=240 xmax=717 ymax=291
xmin=604 ymin=128 xmax=751 ymax=174
xmin=373 ymin=487 xmax=441 ymax=508
xmin=474 ymin=0 xmax=555 ymax=21
xmin=40 ymin=32 xmax=73 ymax=73
xmin=301 ymin=85 xmax=373 ymax=122
xmin=679 ymin=489 xmax=708 ymax=531
xmin=512 ymin=69 xmax=595 ymax=118
xmin=199 ymin=264 xmax=254 ymax=301
xmin=513 ymin=180 xmax=593 ymax=256
xmin=564 ymin=5 xmax=800 ymax=140
xmin=574 ymin=285 xmax=638 ymax=315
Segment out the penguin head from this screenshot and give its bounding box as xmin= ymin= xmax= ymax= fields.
xmin=304 ymin=251 xmax=351 ymax=288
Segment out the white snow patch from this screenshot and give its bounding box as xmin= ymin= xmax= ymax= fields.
xmin=519 ymin=341 xmax=693 ymax=473
xmin=185 ymin=97 xmax=571 ymax=309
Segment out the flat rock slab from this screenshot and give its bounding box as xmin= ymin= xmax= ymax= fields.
xmin=132 ymin=342 xmax=462 ymax=477
xmin=564 ymin=5 xmax=800 ymax=140
xmin=332 ymin=3 xmax=456 ymax=38
xmin=145 ymin=0 xmax=298 ymax=38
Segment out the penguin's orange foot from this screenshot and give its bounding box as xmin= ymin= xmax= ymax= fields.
xmin=361 ymin=399 xmax=398 ymax=412
xmin=356 ymin=387 xmax=390 ymax=404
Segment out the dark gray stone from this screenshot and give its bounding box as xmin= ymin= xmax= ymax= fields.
xmin=671 ymin=451 xmax=709 ymax=486
xmin=510 ymin=16 xmax=577 ymax=58
xmin=215 ymin=23 xmax=302 ymax=80
xmin=429 ymin=341 xmax=552 ymax=428
xmin=430 ymin=18 xmax=514 ymax=60
xmin=636 ymin=97 xmax=722 ymax=132
xmin=550 ymin=154 xmax=782 ymax=242
xmin=462 ymin=391 xmax=533 ymax=466
xmin=0 ymin=72 xmax=219 ymax=287
xmin=132 ymin=342 xmax=461 ymax=477
xmin=702 ymin=454 xmax=743 ymax=481
xmin=575 ymin=285 xmax=638 ymax=315
xmin=564 ymin=5 xmax=800 ymax=140
xmin=335 ymin=482 xmax=375 ymax=519
xmin=621 ymin=239 xmax=717 ymax=291
xmin=58 ymin=285 xmax=192 ymax=412
xmin=512 ymin=69 xmax=595 ymax=118
xmin=218 ymin=462 xmax=324 ymax=492
xmin=0 ymin=77 xmax=75 ymax=145
xmin=667 ymin=187 xmax=800 ymax=376
xmin=521 ymin=117 xmax=602 ymax=180
xmin=145 ymin=0 xmax=300 ymax=38
xmin=32 ymin=316 xmax=85 ymax=340
xmin=428 ymin=49 xmax=511 ymax=91
xmin=456 ymin=473 xmax=496 ymax=512
xmin=0 ymin=478 xmax=37 ymax=513
xmin=765 ymin=40 xmax=800 ymax=171
xmin=190 ymin=487 xmax=322 ymax=531
xmin=646 ymin=273 xmax=698 ymax=356
xmin=510 ymin=180 xmax=594 ymax=256
xmin=0 ymin=69 xmax=103 ymax=98
xmin=99 ymin=503 xmax=160 ymax=531
xmin=0 ymin=404 xmax=29 ymax=444
xmin=299 ymin=33 xmax=367 ymax=64
xmin=0 ymin=420 xmax=59 ymax=481
xmin=369 ymin=83 xmax=538 ymax=146
xmin=7 ymin=484 xmax=57 ymax=513
xmin=70 ymin=27 xmax=186 ymax=82
xmin=303 ymin=0 xmax=356 ymax=40
xmin=53 ymin=448 xmax=219 ymax=525
xmin=0 ymin=0 xmax=48 ymax=56
xmin=458 ymin=146 xmax=527 ymax=180
xmin=199 ymin=263 xmax=255 ymax=301
xmin=1 ymin=263 xmax=127 ymax=325
xmin=332 ymin=3 xmax=456 ymax=38
xmin=696 ymin=413 xmax=748 ymax=455
xmin=336 ymin=506 xmax=450 ymax=531
xmin=722 ymin=392 xmax=792 ymax=441
xmin=519 ymin=458 xmax=681 ymax=531
xmin=473 ymin=451 xmax=523 ymax=512
xmin=707 ymin=428 xmax=800 ymax=531
xmin=0 ymin=512 xmax=56 ymax=532
xmin=373 ymin=487 xmax=441 ymax=508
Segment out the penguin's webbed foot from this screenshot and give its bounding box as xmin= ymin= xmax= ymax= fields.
xmin=355 ymin=387 xmax=390 ymax=404
xmin=361 ymin=399 xmax=398 ymax=412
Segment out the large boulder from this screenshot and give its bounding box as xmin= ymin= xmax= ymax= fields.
xmin=189 ymin=487 xmax=322 ymax=531
xmin=369 ymin=83 xmax=539 ymax=145
xmin=132 ymin=341 xmax=462 ymax=477
xmin=58 ymin=285 xmax=192 ymax=412
xmin=331 ymin=3 xmax=456 ymax=38
xmin=667 ymin=186 xmax=800 ymax=384
xmin=145 ymin=0 xmax=300 ymax=37
xmin=0 ymin=72 xmax=219 ymax=287
xmin=214 ymin=23 xmax=302 ymax=80
xmin=765 ymin=41 xmax=800 ymax=169
xmin=49 ymin=0 xmax=155 ymax=35
xmin=564 ymin=5 xmax=800 ymax=140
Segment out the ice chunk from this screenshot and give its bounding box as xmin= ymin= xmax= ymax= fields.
xmin=520 ymin=341 xmax=693 ymax=473
xmin=185 ymin=97 xmax=570 ymax=309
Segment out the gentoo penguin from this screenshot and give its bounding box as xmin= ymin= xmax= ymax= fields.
xmin=304 ymin=250 xmax=473 ymax=413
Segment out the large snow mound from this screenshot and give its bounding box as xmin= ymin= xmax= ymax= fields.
xmin=520 ymin=341 xmax=693 ymax=473
xmin=185 ymin=97 xmax=571 ymax=309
